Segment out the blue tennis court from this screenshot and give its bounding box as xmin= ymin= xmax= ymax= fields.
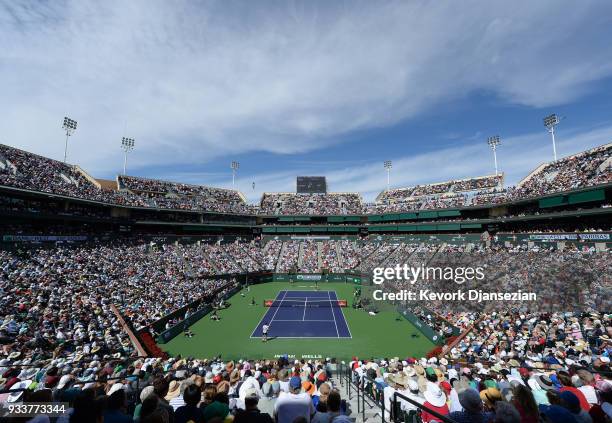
xmin=251 ymin=290 xmax=352 ymax=338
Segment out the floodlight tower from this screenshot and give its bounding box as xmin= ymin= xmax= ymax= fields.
xmin=121 ymin=137 xmax=135 ymax=175
xmin=543 ymin=114 xmax=560 ymax=161
xmin=487 ymin=136 xmax=501 ymax=176
xmin=231 ymin=161 xmax=240 ymax=188
xmin=384 ymin=160 xmax=392 ymax=191
xmin=62 ymin=117 xmax=78 ymax=163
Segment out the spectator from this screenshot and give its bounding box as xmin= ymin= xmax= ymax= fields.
xmin=134 ymin=386 xmax=156 ymax=423
xmin=274 ymin=376 xmax=315 ymax=423
xmin=67 ymin=388 xmax=104 ymax=423
xmin=494 ymin=401 xmax=522 ymax=423
xmin=234 ymin=389 xmax=274 ymax=423
xmin=558 ymin=371 xmax=592 ymax=411
xmin=540 ymin=404 xmax=580 ymax=423
xmin=153 ymin=378 xmax=175 ymax=422
xmin=559 ymin=391 xmax=593 ymax=423
xmin=421 ymin=382 xmax=449 ymax=423
xmin=175 ymin=384 xmax=205 ymax=423
xmin=511 ymin=384 xmax=539 ymax=423
xmin=104 ymin=388 xmax=133 ymax=423
xmin=311 ymin=390 xmax=350 ymax=423
xmin=448 ymin=388 xmax=493 ymax=423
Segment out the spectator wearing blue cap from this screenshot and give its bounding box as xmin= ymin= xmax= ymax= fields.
xmin=540 ymin=404 xmax=578 ymax=423
xmin=559 ymin=391 xmax=593 ymax=423
xmin=274 ymin=376 xmax=315 ymax=423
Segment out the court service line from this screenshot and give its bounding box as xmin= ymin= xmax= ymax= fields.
xmin=250 ymin=290 xmax=287 ymax=338
xmin=302 ymin=297 xmax=307 ymax=321
xmin=328 ymin=291 xmax=340 ymax=338
xmin=269 ymin=290 xmax=289 ymax=326
xmin=332 ymin=290 xmax=353 ymax=339
xmin=250 ymin=290 xmax=283 ymax=338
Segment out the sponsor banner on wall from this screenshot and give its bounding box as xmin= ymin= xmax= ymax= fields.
xmin=495 ymin=232 xmax=611 ymax=243
xmin=2 ymin=235 xmax=88 ymax=242
xmin=528 ymin=233 xmax=610 ymax=241
xmin=296 ymin=274 xmax=323 ymax=281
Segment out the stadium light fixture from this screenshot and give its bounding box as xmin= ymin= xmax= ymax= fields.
xmin=61 ymin=116 xmax=78 ymax=163
xmin=543 ymin=114 xmax=561 ymax=161
xmin=384 ymin=160 xmax=392 ymax=191
xmin=231 ymin=161 xmax=240 ymax=188
xmin=487 ymin=136 xmax=501 ymax=176
xmin=121 ymin=137 xmax=135 ymax=175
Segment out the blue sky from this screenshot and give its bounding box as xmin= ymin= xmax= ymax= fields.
xmin=1 ymin=1 xmax=612 ymax=202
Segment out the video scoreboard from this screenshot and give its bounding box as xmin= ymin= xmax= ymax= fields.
xmin=297 ymin=176 xmax=327 ymax=194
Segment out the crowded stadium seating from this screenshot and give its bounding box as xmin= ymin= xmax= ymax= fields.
xmin=1 ymin=143 xmax=610 ymax=216
xmin=370 ymin=144 xmax=611 ymax=214
xmin=0 ymin=141 xmax=611 ymax=422
xmin=0 ymin=238 xmax=610 ymax=422
xmin=260 ymin=192 xmax=364 ymax=215
xmin=377 ymin=174 xmax=504 ymax=203
xmin=119 ymin=175 xmax=251 ymax=213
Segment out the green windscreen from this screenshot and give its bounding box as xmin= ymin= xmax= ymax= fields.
xmin=539 ymin=196 xmax=567 ymax=208
xmin=568 ymin=189 xmax=605 ymax=204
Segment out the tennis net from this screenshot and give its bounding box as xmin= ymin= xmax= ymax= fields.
xmin=264 ymin=299 xmax=347 ymax=308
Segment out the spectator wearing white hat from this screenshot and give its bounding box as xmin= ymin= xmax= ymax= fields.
xmin=421 ymin=382 xmax=449 ymax=423
xmin=104 ymin=386 xmax=132 ymax=423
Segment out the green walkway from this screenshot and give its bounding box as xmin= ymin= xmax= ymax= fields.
xmin=163 ymin=282 xmax=434 ymax=360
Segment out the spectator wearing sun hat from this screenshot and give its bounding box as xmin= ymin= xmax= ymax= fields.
xmin=527 ymin=377 xmax=550 ymax=406
xmin=104 ymin=387 xmax=132 ymax=423
xmin=165 ymin=380 xmax=181 ymax=405
xmin=133 ymin=385 xmax=155 ymax=422
xmin=480 ymin=387 xmax=503 ymax=411
xmin=302 ymin=380 xmax=316 ymax=397
xmin=170 ymin=379 xmax=195 ymax=411
xmin=421 ymin=381 xmax=449 ymax=423
xmin=382 ymin=372 xmax=403 ymax=420
xmin=238 ymin=373 xmax=263 ymax=403
xmin=401 ymin=378 xmax=425 ymax=413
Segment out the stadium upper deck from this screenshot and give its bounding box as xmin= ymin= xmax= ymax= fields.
xmin=260 ymin=192 xmax=363 ymax=215
xmin=376 ymin=173 xmax=504 ymax=202
xmin=0 ymin=142 xmax=610 ymax=216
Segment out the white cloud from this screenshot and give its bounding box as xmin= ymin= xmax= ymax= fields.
xmin=1 ymin=0 xmax=612 ymax=175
